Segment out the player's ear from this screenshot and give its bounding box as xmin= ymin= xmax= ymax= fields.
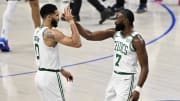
xmin=124 ymin=17 xmax=129 ymax=24
xmin=47 ymin=15 xmax=52 ymax=20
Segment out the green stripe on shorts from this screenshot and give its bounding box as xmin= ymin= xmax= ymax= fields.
xmin=56 ymin=72 xmax=65 ymax=101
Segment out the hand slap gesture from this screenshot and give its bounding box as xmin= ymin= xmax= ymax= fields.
xmin=61 ymin=7 xmax=74 ymax=22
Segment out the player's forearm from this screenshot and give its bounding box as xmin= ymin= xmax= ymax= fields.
xmin=29 ymin=0 xmax=40 ymax=28
xmin=137 ymin=66 xmax=149 ymax=87
xmin=69 ymin=20 xmax=81 ymax=47
xmin=75 ymin=22 xmax=93 ymax=40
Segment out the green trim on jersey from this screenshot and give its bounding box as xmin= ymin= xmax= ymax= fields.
xmin=130 ymin=32 xmax=140 ymax=52
xmin=129 ymin=37 xmax=136 ymax=52
xmin=113 ymin=31 xmax=121 ymax=40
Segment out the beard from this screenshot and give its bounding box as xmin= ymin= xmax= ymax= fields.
xmin=115 ymin=23 xmax=125 ymax=31
xmin=51 ymin=18 xmax=58 ymax=28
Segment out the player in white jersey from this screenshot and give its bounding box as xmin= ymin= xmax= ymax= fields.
xmin=33 ymin=4 xmax=81 ymax=101
xmin=0 ymin=0 xmax=40 ymax=52
xmin=75 ymin=9 xmax=149 ymax=101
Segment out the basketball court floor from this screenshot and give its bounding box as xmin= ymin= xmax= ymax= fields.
xmin=0 ymin=0 xmax=180 ymax=101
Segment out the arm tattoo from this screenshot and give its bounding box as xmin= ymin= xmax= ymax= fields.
xmin=43 ymin=30 xmax=55 ymax=40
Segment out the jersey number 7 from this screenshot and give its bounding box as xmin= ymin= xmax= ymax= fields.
xmin=115 ymin=53 xmax=121 ymax=66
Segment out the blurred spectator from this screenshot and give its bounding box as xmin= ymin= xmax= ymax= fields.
xmin=70 ymin=0 xmax=114 ymax=24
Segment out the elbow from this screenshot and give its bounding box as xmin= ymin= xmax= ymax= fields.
xmin=144 ymin=66 xmax=149 ymax=75
xmin=147 ymin=67 xmax=149 ymax=74
xmin=146 ymin=65 xmax=149 ymax=73
xmin=75 ymin=43 xmax=82 ymax=48
xmin=146 ymin=68 xmax=149 ymax=78
xmin=73 ymin=42 xmax=82 ymax=48
xmin=145 ymin=68 xmax=149 ymax=76
xmin=141 ymin=65 xmax=149 ymax=74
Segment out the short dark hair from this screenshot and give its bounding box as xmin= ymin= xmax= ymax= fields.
xmin=40 ymin=4 xmax=57 ymax=19
xmin=120 ymin=9 xmax=134 ymax=27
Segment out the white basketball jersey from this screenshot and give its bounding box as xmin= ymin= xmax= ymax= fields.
xmin=113 ymin=31 xmax=139 ymax=73
xmin=33 ymin=26 xmax=61 ymax=70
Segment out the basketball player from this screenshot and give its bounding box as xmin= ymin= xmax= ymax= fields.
xmin=33 ymin=4 xmax=81 ymax=101
xmin=0 ymin=0 xmax=40 ymax=52
xmin=75 ymin=9 xmax=149 ymax=101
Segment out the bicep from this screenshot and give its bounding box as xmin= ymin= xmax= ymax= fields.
xmin=133 ymin=36 xmax=148 ymax=67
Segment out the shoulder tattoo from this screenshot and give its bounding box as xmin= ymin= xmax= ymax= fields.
xmin=43 ymin=30 xmax=55 ymax=40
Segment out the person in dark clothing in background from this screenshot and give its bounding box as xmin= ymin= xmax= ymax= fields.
xmin=109 ymin=0 xmax=147 ymax=14
xmin=70 ymin=0 xmax=114 ymax=24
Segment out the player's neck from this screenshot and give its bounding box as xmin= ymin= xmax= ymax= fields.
xmin=42 ymin=21 xmax=53 ymax=29
xmin=122 ymin=27 xmax=133 ymax=37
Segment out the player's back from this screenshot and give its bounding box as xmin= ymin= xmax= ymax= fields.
xmin=33 ymin=26 xmax=61 ymax=70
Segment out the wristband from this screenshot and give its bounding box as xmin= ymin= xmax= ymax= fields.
xmin=134 ymin=86 xmax=142 ymax=93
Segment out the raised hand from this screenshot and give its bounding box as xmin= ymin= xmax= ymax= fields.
xmin=61 ymin=7 xmax=74 ymax=23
